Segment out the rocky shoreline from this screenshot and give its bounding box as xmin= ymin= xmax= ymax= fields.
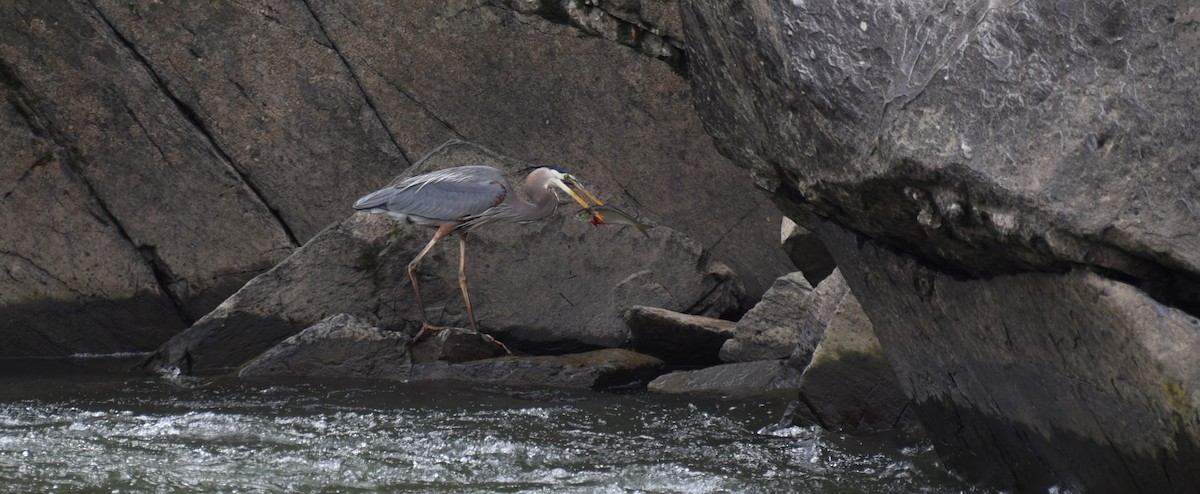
xmin=4 ymin=1 xmax=1199 ymax=492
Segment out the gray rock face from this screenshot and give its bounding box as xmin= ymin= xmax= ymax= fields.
xmin=625 ymin=305 xmax=735 ymax=365
xmin=682 ymin=1 xmax=1200 ymax=299
xmin=790 ymin=294 xmax=914 ymax=434
xmin=682 ymin=0 xmax=1200 ymax=490
xmin=648 ymin=360 xmax=801 ymax=398
xmin=238 ymin=314 xmax=411 ymax=380
xmin=0 ymin=0 xmax=790 ymax=356
xmin=146 ymin=141 xmax=742 ymax=374
xmin=822 ymin=223 xmax=1200 ymax=492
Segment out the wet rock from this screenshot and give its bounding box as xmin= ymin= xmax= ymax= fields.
xmin=238 ymin=314 xmax=410 ymax=380
xmin=146 ymin=141 xmax=742 ymax=374
xmin=720 ymin=270 xmax=849 ymax=364
xmin=780 ymin=217 xmax=835 ymax=286
xmin=625 ymin=305 xmax=735 ymax=365
xmin=409 ymin=327 xmax=508 ymax=365
xmin=411 ymin=349 xmax=665 ymax=389
xmin=647 ymin=360 xmax=801 ymax=398
xmin=790 ymin=294 xmax=915 ymax=434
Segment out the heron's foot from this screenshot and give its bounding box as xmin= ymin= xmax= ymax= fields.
xmin=408 ymin=323 xmax=451 ymax=349
xmin=476 ymin=332 xmax=513 ymax=356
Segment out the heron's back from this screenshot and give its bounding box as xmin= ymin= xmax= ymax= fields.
xmin=354 ymin=166 xmax=509 ymax=227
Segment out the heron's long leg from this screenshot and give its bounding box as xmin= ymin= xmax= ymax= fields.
xmin=457 ymin=233 xmax=512 ymax=355
xmin=409 ymin=224 xmax=455 ymax=344
xmin=457 ymin=233 xmax=479 ymax=333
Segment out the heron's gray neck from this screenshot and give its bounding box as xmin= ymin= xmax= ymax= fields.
xmin=510 ymin=183 xmax=558 ymax=222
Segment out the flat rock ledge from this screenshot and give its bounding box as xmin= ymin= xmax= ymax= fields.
xmin=647 ymin=360 xmax=801 ymax=398
xmin=626 ymin=305 xmax=735 ymax=364
xmin=411 ymin=349 xmax=666 ymax=389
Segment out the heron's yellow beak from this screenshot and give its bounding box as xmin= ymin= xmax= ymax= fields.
xmin=555 ymin=177 xmax=605 ymax=223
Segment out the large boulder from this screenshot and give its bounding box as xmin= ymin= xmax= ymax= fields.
xmin=145 ymin=141 xmax=742 ymax=374
xmin=0 ymin=0 xmax=790 ymax=356
xmin=823 ymin=223 xmax=1200 ymax=492
xmin=682 ymin=0 xmax=1200 ymax=491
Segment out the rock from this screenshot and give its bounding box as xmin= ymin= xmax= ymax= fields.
xmin=647 ymin=360 xmax=801 ymax=398
xmin=625 ymin=305 xmax=735 ymax=365
xmin=0 ymin=96 xmax=185 ymax=356
xmin=720 ymin=270 xmax=849 ymax=364
xmin=409 ymin=327 xmax=508 ymax=365
xmin=790 ymin=294 xmax=915 ymax=434
xmin=238 ymin=314 xmax=410 ymax=380
xmin=0 ymin=0 xmax=791 ymax=356
xmin=821 ymin=223 xmax=1200 ymax=493
xmin=683 ymin=0 xmax=1200 ymax=490
xmin=780 ymin=217 xmax=835 ymax=286
xmin=682 ymin=0 xmax=1200 ymax=294
xmin=237 ymin=315 xmax=662 ymax=389
xmin=411 ymin=349 xmax=665 ymax=389
xmin=145 ymin=141 xmax=743 ymax=374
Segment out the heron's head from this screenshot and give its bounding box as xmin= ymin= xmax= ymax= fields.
xmin=539 ymin=167 xmax=604 ymax=211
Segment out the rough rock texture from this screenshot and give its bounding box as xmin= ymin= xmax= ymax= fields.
xmin=0 ymin=0 xmax=790 ymax=356
xmin=625 ymin=305 xmax=735 ymax=365
xmin=145 ymin=141 xmax=742 ymax=374
xmin=647 ymin=360 xmax=801 ymax=398
xmin=720 ymin=270 xmax=849 ymax=364
xmin=238 ymin=313 xmax=410 ymax=379
xmin=682 ymin=0 xmax=1200 ymax=303
xmin=789 ymin=294 xmax=914 ymax=434
xmin=682 ymin=0 xmax=1200 ymax=491
xmin=780 ymin=217 xmax=835 ymax=286
xmin=823 ymin=223 xmax=1200 ymax=492
xmin=411 ymin=348 xmax=666 ymax=389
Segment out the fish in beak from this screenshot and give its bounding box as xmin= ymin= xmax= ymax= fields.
xmin=552 ymin=174 xmax=605 ymax=222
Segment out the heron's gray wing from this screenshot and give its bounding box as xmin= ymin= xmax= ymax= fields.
xmin=355 ymin=166 xmax=508 ymax=222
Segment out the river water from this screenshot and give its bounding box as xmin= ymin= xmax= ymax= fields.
xmin=0 ymin=357 xmax=980 ymax=493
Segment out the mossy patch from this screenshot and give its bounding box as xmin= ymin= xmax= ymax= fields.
xmin=1162 ymin=379 xmax=1193 ymax=417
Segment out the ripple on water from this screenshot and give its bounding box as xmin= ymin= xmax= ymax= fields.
xmin=0 ymin=374 xmax=981 ymax=493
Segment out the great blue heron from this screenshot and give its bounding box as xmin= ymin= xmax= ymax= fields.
xmin=353 ymin=165 xmax=603 ymax=350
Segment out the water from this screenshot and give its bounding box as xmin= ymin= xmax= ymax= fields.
xmin=0 ymin=357 xmax=979 ymax=493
